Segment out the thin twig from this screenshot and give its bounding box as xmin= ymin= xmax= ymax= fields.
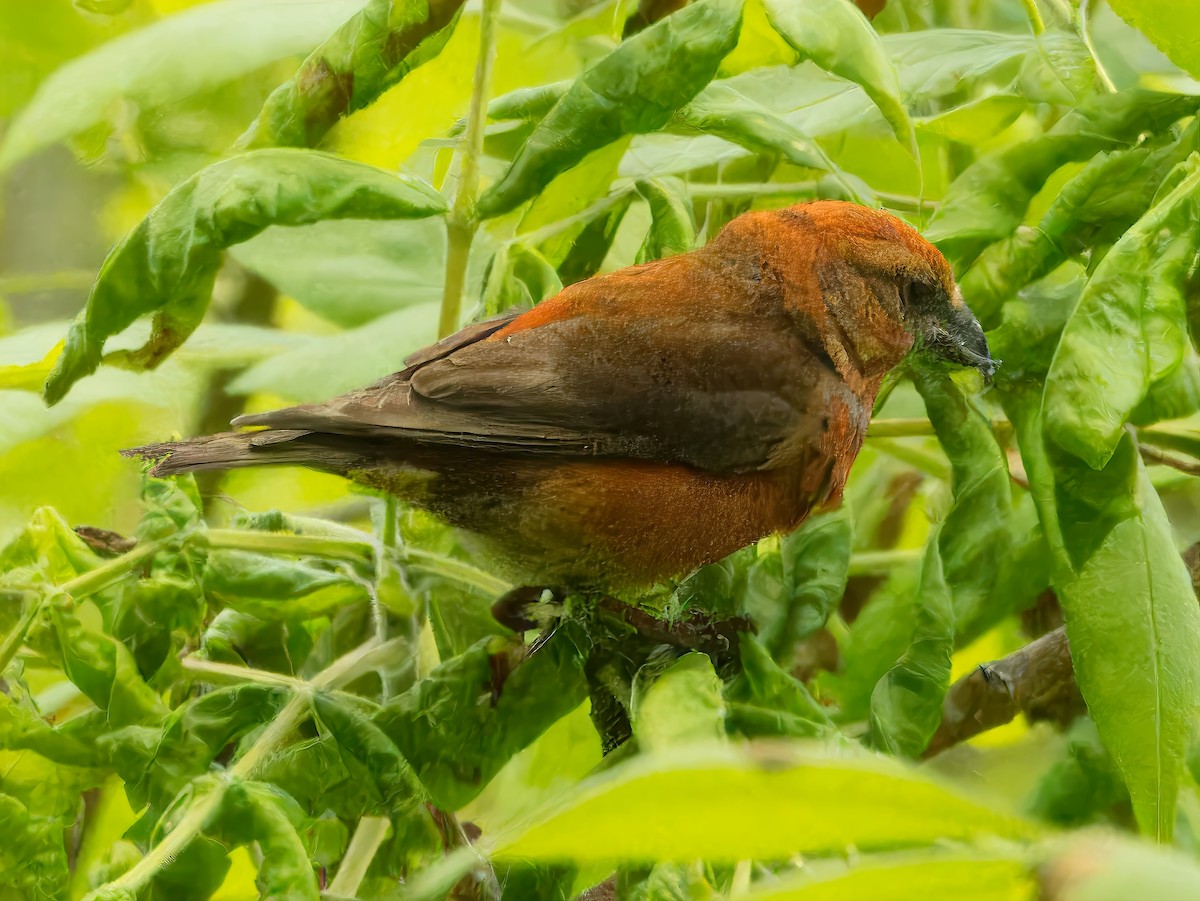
xmin=1137 ymin=443 xmax=1200 ymax=477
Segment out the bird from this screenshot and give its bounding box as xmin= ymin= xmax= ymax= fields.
xmin=128 ymin=200 xmax=994 ymax=592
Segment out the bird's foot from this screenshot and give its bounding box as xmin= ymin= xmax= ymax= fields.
xmin=490 ymin=585 xmax=566 ymax=632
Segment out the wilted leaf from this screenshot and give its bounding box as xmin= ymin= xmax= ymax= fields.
xmin=374 ymin=630 xmax=588 ymax=809
xmin=762 ymin=0 xmax=914 ymax=152
xmin=726 ymin=635 xmax=832 ymax=740
xmin=926 ymin=91 xmax=1197 ymax=266
xmin=312 ymin=692 xmax=426 ymax=816
xmin=43 ymin=149 xmax=446 ymax=405
xmin=240 ymin=0 xmax=467 ymax=149
xmin=868 ymin=538 xmax=953 ymax=757
xmin=476 ymin=0 xmax=742 ymax=217
xmin=635 ymin=178 xmax=695 ymax=263
xmin=914 ymin=367 xmax=1014 ymax=640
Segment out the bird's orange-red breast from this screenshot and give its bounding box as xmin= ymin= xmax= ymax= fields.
xmin=130 ymin=200 xmax=993 ymax=589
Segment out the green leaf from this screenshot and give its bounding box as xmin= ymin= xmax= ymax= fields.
xmin=867 ymin=537 xmax=953 ymax=757
xmin=1027 ymin=718 xmax=1126 ymax=827
xmin=518 ymin=139 xmax=631 ymax=267
xmin=886 ymin=29 xmax=1034 ymax=101
xmin=49 ymin=604 xmax=170 ymax=728
xmin=487 ymin=81 xmax=571 ymax=122
xmin=925 ymin=91 xmax=1198 ymax=267
xmin=961 ymin=126 xmax=1199 ymax=328
xmin=110 ymin=576 xmax=206 ymax=682
xmin=1038 ymin=833 xmax=1200 ymax=900
xmin=726 ymin=635 xmax=832 ymax=740
xmin=0 ymin=505 xmax=103 ymax=584
xmin=482 ymin=244 xmax=562 ymax=317
xmin=43 ymin=149 xmax=446 ymax=405
xmin=829 ymin=556 xmax=921 ymax=721
xmin=312 ymin=691 xmax=426 ymax=816
xmin=230 ymin=301 xmax=441 ymax=402
xmin=203 ymin=551 xmax=369 ymax=621
xmin=490 ymin=743 xmax=1039 ymax=863
xmin=374 ymin=630 xmax=588 ymax=809
xmin=635 ymin=178 xmax=695 ymax=263
xmin=1108 ymin=0 xmax=1200 ymax=80
xmin=1018 ymin=31 xmax=1097 ymax=105
xmin=741 ymin=849 xmax=1031 ymax=901
xmin=738 ymin=509 xmax=852 ymax=671
xmin=208 ymin=780 xmax=320 ymax=901
xmin=0 ymin=0 xmax=364 ymax=170
xmin=476 ymin=0 xmax=743 ymax=217
xmin=762 ymin=0 xmax=914 ymax=153
xmin=914 ymin=367 xmax=1014 ymax=641
xmin=914 ymin=94 xmax=1025 ymax=143
xmin=1057 ymin=444 xmax=1200 ymax=840
xmin=630 ymin=653 xmax=726 ymax=751
xmin=1005 ymin=359 xmax=1200 ymax=841
xmin=0 ymin=794 xmax=71 ymax=901
xmin=240 ymin=0 xmax=467 ymax=149
xmin=1044 ymin=155 xmax=1200 ymax=469
xmin=678 ymin=81 xmax=858 ymax=195
xmin=231 ymin=218 xmax=452 ymax=328
xmin=116 ymin=684 xmax=288 ymax=812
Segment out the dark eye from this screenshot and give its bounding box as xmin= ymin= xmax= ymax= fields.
xmin=902 ymin=279 xmax=940 ymax=311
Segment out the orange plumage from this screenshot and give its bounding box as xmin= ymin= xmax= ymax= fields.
xmin=130 ymin=200 xmax=992 ymax=589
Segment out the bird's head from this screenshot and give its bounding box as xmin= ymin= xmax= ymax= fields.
xmin=786 ymin=201 xmax=997 ymax=382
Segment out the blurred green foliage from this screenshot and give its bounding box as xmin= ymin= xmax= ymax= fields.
xmin=2 ymin=0 xmax=1200 ymax=899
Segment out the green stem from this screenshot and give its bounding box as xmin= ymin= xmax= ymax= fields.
xmin=1021 ymin=0 xmax=1046 ymax=35
xmin=1 ymin=538 xmax=169 ymax=675
xmin=62 ymin=537 xmax=169 ymax=599
xmin=87 ymin=638 xmax=391 ymax=901
xmin=181 ymin=656 xmax=306 ymax=689
xmin=197 ymin=529 xmax=373 ymax=562
xmin=92 ymin=780 xmax=230 ymax=901
xmin=847 ymin=548 xmax=922 ymax=577
xmin=438 ymin=0 xmax=503 ymax=338
xmin=198 ymin=526 xmax=507 ymax=595
xmin=870 ymin=437 xmax=951 ymax=480
xmin=687 ymin=182 xmax=938 ymax=213
xmin=867 ymin=417 xmax=1013 ymax=440
xmin=328 ymin=816 xmax=391 ymax=896
xmin=402 ymin=547 xmax=511 ymax=595
xmin=0 ymin=597 xmax=41 ymax=677
xmin=517 ymin=189 xmax=631 ymax=247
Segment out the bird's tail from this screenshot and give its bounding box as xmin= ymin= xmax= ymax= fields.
xmin=123 ymin=429 xmax=359 ymax=477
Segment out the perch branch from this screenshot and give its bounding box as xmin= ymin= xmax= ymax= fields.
xmin=924 ymin=626 xmax=1084 ymax=758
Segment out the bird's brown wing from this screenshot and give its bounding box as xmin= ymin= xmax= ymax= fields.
xmin=235 ymin=257 xmax=849 ymax=473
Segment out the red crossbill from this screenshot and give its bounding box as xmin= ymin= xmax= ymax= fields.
xmin=130 ymin=200 xmax=992 ymax=590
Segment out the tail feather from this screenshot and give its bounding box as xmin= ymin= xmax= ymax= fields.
xmin=123 ymin=430 xmax=359 ymax=477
